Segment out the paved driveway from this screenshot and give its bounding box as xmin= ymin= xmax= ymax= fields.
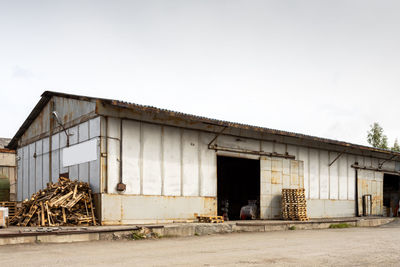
xmin=1 ymin=220 xmax=399 ymax=266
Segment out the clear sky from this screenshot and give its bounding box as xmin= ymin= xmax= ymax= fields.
xmin=1 ymin=1 xmax=399 ymax=146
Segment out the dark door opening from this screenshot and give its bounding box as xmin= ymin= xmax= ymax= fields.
xmin=217 ymin=156 xmax=260 ymax=220
xmin=383 ymin=173 xmax=400 ymax=217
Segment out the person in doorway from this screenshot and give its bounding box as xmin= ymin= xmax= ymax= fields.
xmin=398 ymin=199 xmax=400 ymax=217
xmin=394 ymin=195 xmax=400 ymax=217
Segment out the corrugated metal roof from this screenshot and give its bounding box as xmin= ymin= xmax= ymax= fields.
xmin=7 ymin=91 xmax=400 ymax=159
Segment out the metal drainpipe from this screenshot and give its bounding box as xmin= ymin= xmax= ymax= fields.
xmin=104 ymin=117 xmax=108 ymax=193
xmin=49 ymin=101 xmax=54 ymax=183
xmin=119 ymin=119 xmax=123 ymax=185
xmin=355 ymin=168 xmax=359 ymax=217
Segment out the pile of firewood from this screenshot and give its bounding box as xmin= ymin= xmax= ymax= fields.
xmin=10 ymin=177 xmax=97 ymax=227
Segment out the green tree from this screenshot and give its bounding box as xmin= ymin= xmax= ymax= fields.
xmin=392 ymin=138 xmax=400 ymax=152
xmin=367 ymin=122 xmax=388 ymax=149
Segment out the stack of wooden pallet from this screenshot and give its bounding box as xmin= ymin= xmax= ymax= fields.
xmin=0 ymin=201 xmax=17 ymax=217
xmin=281 ymin=188 xmax=309 ymax=221
xmin=197 ymin=215 xmax=224 ymax=223
xmin=9 ymin=177 xmax=97 ymax=227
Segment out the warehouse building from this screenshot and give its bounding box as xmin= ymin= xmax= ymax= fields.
xmin=7 ymin=91 xmax=400 ymax=224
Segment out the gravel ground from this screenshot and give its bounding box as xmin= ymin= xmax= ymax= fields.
xmin=1 ymin=220 xmax=400 ymax=266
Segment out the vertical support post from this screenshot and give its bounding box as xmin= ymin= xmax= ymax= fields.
xmin=355 ymin=169 xmax=359 ymax=217
xmin=49 ymin=100 xmax=54 ymax=183
xmin=119 ymin=119 xmax=123 ymax=185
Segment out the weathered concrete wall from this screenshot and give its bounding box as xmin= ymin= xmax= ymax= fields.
xmin=101 ymin=194 xmax=216 ymax=224
xmin=260 ymin=156 xmax=304 ymax=219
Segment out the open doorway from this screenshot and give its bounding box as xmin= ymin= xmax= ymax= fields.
xmin=383 ymin=174 xmax=400 ymax=217
xmin=217 ymin=156 xmax=260 ymax=220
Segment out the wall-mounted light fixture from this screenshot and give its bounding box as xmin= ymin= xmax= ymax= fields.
xmin=52 ymin=111 xmax=73 ymax=147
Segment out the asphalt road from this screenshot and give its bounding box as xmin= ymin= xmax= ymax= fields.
xmin=1 ymin=220 xmax=400 ymax=266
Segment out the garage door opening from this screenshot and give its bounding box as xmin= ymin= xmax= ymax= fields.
xmin=217 ymin=156 xmax=260 ymax=220
xmin=383 ymin=174 xmax=400 ymax=217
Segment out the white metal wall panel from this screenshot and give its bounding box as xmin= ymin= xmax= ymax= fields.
xmin=319 ymin=150 xmax=329 ymax=199
xmin=298 ymin=147 xmax=309 ymax=198
xmin=261 ymin=141 xmax=273 ymax=153
xmin=142 ymin=124 xmax=162 ymax=195
xmin=42 ymin=137 xmax=50 ymax=187
xmin=385 ymin=160 xmax=396 ymax=170
xmin=274 ymin=143 xmax=286 ymax=154
xmin=338 ymin=154 xmax=348 ymax=200
xmin=329 ymin=152 xmax=339 ymax=199
xmin=282 ymin=159 xmax=290 ymax=188
xmin=216 ymin=135 xmax=259 ymax=151
xmin=260 ymin=157 xmax=303 ymax=219
xmin=89 ymin=118 xmax=101 ymax=193
xmin=199 ymin=132 xmax=217 ymax=197
xmin=356 ymin=155 xmax=365 ymax=166
xmin=347 ymin=155 xmax=356 ymax=200
xmin=89 ymin=140 xmax=101 ymax=193
xmin=309 ymin=149 xmax=319 ymax=199
xmin=35 ymin=140 xmax=43 ymax=192
xmin=59 ymin=132 xmax=68 ymax=175
xmin=358 ymin=170 xmax=383 ymax=215
xmin=298 ymin=161 xmax=304 ymax=188
xmin=107 ymin=117 xmax=121 ymax=194
xmin=371 ymin=158 xmax=379 ymax=169
xmin=51 ymin=133 xmax=60 ymax=181
xmin=22 ymin=146 xmax=29 ymax=200
xmin=182 ymin=130 xmax=199 ymax=196
xmin=365 ymin=157 xmax=372 ymax=167
xmin=89 ymin=117 xmax=101 ymax=138
xmin=162 ymin=126 xmax=181 ymax=196
xmin=108 ymin=117 xmax=121 ymax=139
xmin=287 ymin=145 xmax=298 ymax=159
xmin=28 ymin=143 xmax=35 ymax=197
xmin=122 ymin=120 xmax=141 ymax=195
xmin=377 ymin=173 xmax=383 ymax=214
xmin=17 ymin=148 xmax=23 ymax=201
xmin=51 ymin=150 xmax=59 ymax=182
xmin=68 ymin=126 xmax=79 ymax=178
xmin=78 ymin=121 xmax=89 ymax=183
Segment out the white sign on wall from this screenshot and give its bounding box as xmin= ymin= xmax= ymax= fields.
xmin=62 ymin=138 xmax=98 ymax=167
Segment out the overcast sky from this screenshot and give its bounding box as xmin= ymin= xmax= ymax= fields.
xmin=1 ymin=1 xmax=399 ymax=146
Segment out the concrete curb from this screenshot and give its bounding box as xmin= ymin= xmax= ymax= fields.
xmin=153 ymin=218 xmax=394 ymax=237
xmin=0 ymin=217 xmax=394 ymax=246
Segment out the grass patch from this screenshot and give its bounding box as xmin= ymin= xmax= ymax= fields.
xmin=131 ymin=231 xmax=146 ymax=240
xmin=288 ymin=226 xmax=296 ymax=230
xmin=329 ymin=223 xmax=352 ymax=229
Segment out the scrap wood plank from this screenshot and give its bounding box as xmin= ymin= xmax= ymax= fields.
xmin=11 ymin=177 xmax=97 ymax=227
xmin=62 ymin=193 xmax=84 ymax=210
xmin=40 ymin=202 xmax=45 ymax=226
xmin=197 ymin=215 xmax=224 ymax=223
xmin=88 ymin=192 xmax=96 ymax=225
xmin=21 ymin=205 xmax=38 ymax=226
xmin=49 ymin=191 xmax=73 ymax=207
